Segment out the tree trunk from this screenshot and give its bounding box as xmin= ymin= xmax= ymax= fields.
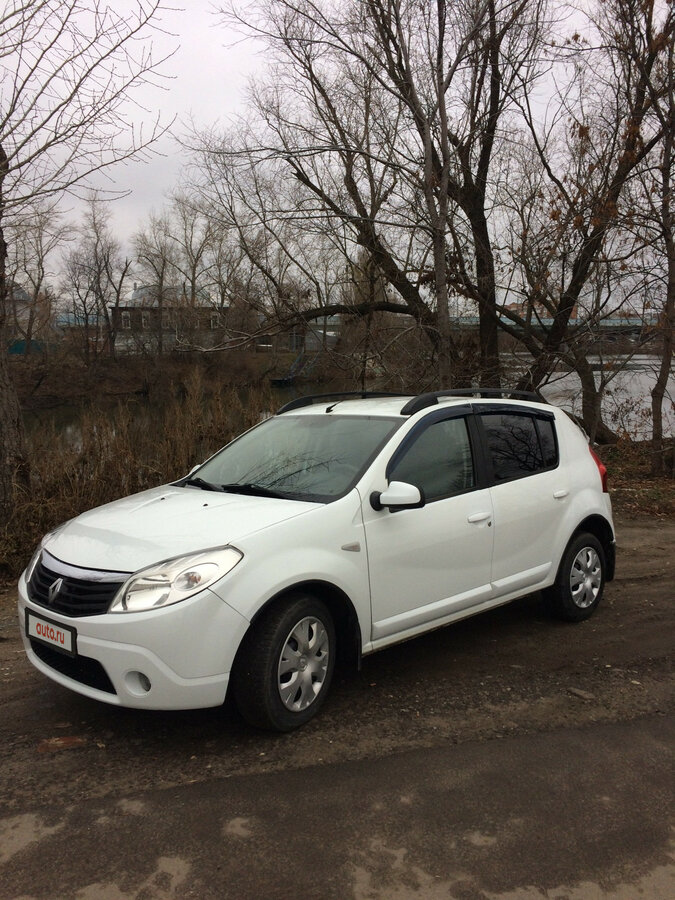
xmin=651 ymin=48 xmax=674 ymax=476
xmin=0 ymin=215 xmax=30 ymax=525
xmin=650 ymin=244 xmax=674 ymax=474
xmin=469 ymin=206 xmax=501 ymax=387
xmin=573 ymin=351 xmax=618 ymax=445
xmin=23 ymin=306 xmax=36 ymax=357
xmin=432 ymin=227 xmax=452 ymax=387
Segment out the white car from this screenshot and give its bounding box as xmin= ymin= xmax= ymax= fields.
xmin=18 ymin=390 xmax=616 ymax=731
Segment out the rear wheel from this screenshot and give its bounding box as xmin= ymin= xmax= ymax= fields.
xmin=545 ymin=532 xmax=605 ymax=622
xmin=232 ymin=594 xmax=335 ymax=731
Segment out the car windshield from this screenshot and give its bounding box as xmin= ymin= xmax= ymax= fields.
xmin=186 ymin=414 xmax=401 ymax=502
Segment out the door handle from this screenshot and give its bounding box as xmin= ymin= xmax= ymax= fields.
xmin=467 ymin=512 xmax=492 ymax=524
xmin=553 ymin=490 xmax=569 ymax=500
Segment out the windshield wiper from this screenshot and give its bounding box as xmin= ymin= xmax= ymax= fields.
xmin=182 ymin=476 xmax=225 ymax=492
xmin=219 ymin=482 xmax=289 ymax=499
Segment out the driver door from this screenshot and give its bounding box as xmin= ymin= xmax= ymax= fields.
xmin=360 ymin=412 xmax=494 ymax=644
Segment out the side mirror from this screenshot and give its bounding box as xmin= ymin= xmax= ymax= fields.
xmin=370 ymin=481 xmax=425 ymax=511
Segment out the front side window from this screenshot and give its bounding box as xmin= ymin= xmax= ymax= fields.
xmin=388 ymin=417 xmax=475 ymax=502
xmin=192 ymin=414 xmax=401 ymax=502
xmin=481 ymin=413 xmax=557 ymax=482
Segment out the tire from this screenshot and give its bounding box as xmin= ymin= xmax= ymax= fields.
xmin=231 ymin=594 xmax=336 ymax=731
xmin=545 ymin=532 xmax=606 ymax=622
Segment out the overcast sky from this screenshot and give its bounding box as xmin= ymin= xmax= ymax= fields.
xmin=82 ymin=1 xmax=259 ymax=249
xmin=69 ymin=1 xmax=585 ymax=253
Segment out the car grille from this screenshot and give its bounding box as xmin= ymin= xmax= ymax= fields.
xmin=29 ymin=557 xmax=125 ymax=617
xmin=30 ymin=640 xmax=116 ymax=694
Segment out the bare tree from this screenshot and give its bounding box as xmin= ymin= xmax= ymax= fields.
xmin=62 ymin=197 xmax=131 ymax=360
xmin=168 ymin=192 xmax=214 ymax=307
xmin=63 ymin=241 xmax=105 ymax=365
xmin=500 ymin=132 xmax=659 ymax=442
xmin=133 ymin=212 xmax=179 ymax=355
xmin=5 ymin=200 xmax=66 ymax=355
xmin=197 ymin=0 xmax=548 ymax=385
xmin=0 ymin=0 xmax=173 ymax=522
xmin=644 ymin=16 xmax=674 ymax=474
xmin=207 ymin=230 xmax=258 ymax=314
xmin=62 ymin=198 xmax=131 ymax=362
xmin=193 ymin=146 xmax=366 ymax=345
xmin=511 ymin=0 xmax=673 ymax=410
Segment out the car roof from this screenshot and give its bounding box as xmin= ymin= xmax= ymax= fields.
xmin=277 ymin=391 xmax=553 ymax=419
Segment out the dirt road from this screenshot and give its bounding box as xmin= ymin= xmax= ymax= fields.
xmin=0 ymin=515 xmax=673 ymax=898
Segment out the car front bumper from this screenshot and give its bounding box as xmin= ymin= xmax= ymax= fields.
xmin=18 ymin=573 xmax=250 ymax=710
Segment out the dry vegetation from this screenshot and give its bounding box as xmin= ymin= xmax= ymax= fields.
xmin=1 ymin=370 xmax=275 ymax=577
xmin=603 ymin=440 xmax=675 ymax=519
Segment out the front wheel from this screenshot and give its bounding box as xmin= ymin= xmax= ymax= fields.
xmin=231 ymin=594 xmax=336 ymax=731
xmin=545 ymin=532 xmax=606 ymax=622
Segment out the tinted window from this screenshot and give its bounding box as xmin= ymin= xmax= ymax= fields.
xmin=536 ymin=418 xmax=558 ymax=467
xmin=389 ymin=417 xmax=475 ymax=502
xmin=481 ymin=413 xmax=557 ymax=481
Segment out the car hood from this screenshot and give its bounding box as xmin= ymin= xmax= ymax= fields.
xmin=43 ymin=485 xmax=320 ymax=573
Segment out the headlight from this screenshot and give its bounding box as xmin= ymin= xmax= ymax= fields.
xmin=109 ymin=547 xmax=243 ymax=613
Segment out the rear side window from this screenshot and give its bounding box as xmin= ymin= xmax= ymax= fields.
xmin=481 ymin=413 xmax=558 ymax=482
xmin=388 ymin=417 xmax=475 ymax=502
xmin=536 ymin=417 xmax=558 ymax=468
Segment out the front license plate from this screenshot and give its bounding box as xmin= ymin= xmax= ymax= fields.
xmin=26 ymin=610 xmax=77 ymax=657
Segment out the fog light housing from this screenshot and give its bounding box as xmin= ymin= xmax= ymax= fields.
xmin=125 ymin=671 xmax=152 ymax=695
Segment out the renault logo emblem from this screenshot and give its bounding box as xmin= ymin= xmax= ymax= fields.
xmin=48 ymin=578 xmax=63 ymax=604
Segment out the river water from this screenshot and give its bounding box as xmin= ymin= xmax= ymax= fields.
xmin=538 ymin=356 xmax=674 ymax=440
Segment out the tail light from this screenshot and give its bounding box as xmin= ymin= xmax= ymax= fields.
xmin=589 ymin=447 xmax=608 ymax=493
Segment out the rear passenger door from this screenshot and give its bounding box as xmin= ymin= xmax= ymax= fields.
xmin=477 ymin=407 xmax=564 ymax=597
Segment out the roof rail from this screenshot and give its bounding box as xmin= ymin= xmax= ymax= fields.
xmin=277 ymin=391 xmax=409 ymax=415
xmin=400 ymin=388 xmax=543 ymax=416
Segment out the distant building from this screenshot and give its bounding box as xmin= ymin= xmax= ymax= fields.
xmin=110 ymin=284 xmax=342 ymax=355
xmin=108 ymin=282 xmax=228 ymax=353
